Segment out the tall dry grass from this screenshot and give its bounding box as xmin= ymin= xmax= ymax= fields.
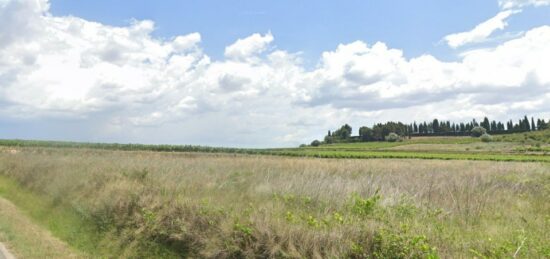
xmin=0 ymin=147 xmax=548 ymax=258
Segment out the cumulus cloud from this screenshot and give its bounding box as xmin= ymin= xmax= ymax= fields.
xmin=0 ymin=0 xmax=549 ymax=147
xmin=224 ymin=32 xmax=274 ymax=61
xmin=0 ymin=0 xmax=49 ymax=47
xmin=444 ymin=9 xmax=521 ymax=48
xmin=304 ymin=26 xmax=550 ymax=110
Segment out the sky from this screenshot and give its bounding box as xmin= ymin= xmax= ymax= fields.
xmin=0 ymin=0 xmax=549 ymax=147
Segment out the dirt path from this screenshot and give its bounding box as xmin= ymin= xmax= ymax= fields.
xmin=0 ymin=197 xmax=84 ymax=258
xmin=0 ymin=242 xmax=15 ymax=259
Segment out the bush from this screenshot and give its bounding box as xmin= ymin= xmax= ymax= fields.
xmin=385 ymin=133 xmax=401 ymax=142
xmin=470 ymin=126 xmax=487 ymax=137
xmin=480 ymin=133 xmax=493 ymax=142
xmin=350 ymin=191 xmax=380 ymax=216
xmin=310 ymin=140 xmax=321 ymax=147
xmin=370 ymin=229 xmax=439 ymax=259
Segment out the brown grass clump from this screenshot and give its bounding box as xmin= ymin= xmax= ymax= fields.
xmin=0 ymin=147 xmax=548 ymax=258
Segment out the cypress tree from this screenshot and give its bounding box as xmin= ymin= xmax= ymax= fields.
xmin=433 ymin=119 xmax=440 ymax=133
xmin=482 ymin=117 xmax=490 ymax=130
xmin=524 ymin=116 xmax=530 ymax=131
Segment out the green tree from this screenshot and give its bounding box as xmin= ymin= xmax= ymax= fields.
xmin=471 ymin=126 xmax=487 ymax=137
xmin=481 ymin=117 xmax=490 ymax=131
xmin=432 ymin=119 xmax=440 ymax=133
xmin=359 ymin=126 xmax=374 ymax=141
xmin=333 ymin=124 xmax=352 ymax=139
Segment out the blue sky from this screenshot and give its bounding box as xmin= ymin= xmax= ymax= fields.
xmin=0 ymin=0 xmax=549 ymax=147
xmin=49 ymin=0 xmax=548 ymax=62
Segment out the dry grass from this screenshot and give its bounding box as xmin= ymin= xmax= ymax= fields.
xmin=0 ymin=147 xmax=549 ymax=258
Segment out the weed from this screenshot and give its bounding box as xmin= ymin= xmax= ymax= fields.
xmin=233 ymin=223 xmax=253 ymax=237
xmin=351 ymin=190 xmax=381 ymax=216
xmin=305 ymin=215 xmax=320 ymax=228
xmin=332 ymin=212 xmax=344 ymax=224
xmin=370 ymin=229 xmax=439 ymax=259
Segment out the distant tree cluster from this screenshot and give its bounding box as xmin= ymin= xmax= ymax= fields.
xmin=324 ymin=124 xmax=352 ymax=144
xmin=309 ymin=116 xmax=549 ymax=146
xmin=410 ymin=116 xmax=548 ymax=136
xmin=359 ymin=122 xmax=408 ymax=141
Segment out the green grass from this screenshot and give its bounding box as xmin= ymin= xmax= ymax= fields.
xmin=0 ymin=175 xmax=178 ymax=258
xmin=0 ymin=175 xmax=97 ymax=255
xmin=0 ymin=182 xmax=85 ymax=258
xmin=494 ymin=129 xmax=550 ymax=144
xmin=272 ymin=149 xmax=550 ymax=162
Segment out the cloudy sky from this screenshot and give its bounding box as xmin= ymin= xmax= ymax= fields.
xmin=0 ymin=0 xmax=549 ymax=147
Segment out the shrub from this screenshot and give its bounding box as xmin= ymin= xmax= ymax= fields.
xmin=350 ymin=191 xmax=381 ymax=216
xmin=385 ymin=133 xmax=401 ymax=142
xmin=470 ymin=126 xmax=487 ymax=137
xmin=310 ymin=140 xmax=321 ymax=147
xmin=480 ymin=133 xmax=493 ymax=142
xmin=370 ymin=229 xmax=439 ymax=259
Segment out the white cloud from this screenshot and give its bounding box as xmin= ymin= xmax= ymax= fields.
xmin=444 ymin=9 xmax=521 ymax=48
xmin=499 ymin=0 xmax=550 ymax=9
xmin=0 ymin=0 xmax=549 ymax=147
xmin=224 ymin=32 xmax=274 ymax=61
xmin=305 ymin=25 xmax=550 ymax=110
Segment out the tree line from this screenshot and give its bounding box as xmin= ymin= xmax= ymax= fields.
xmin=317 ymin=116 xmax=549 ymax=145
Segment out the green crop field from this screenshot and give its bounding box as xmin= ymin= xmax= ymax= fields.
xmin=278 ymin=133 xmax=549 ymax=162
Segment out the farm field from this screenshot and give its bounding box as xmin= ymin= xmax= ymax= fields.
xmin=281 ymin=139 xmax=550 ymax=162
xmin=2 ymin=130 xmax=550 ymax=163
xmin=0 ymin=144 xmax=549 ymax=258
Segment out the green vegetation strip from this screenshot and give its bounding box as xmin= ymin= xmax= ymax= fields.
xmin=0 ymin=176 xmax=97 ymax=255
xmin=0 ymin=175 xmax=176 ymax=258
xmin=270 ymin=150 xmax=550 ymax=162
xmin=1 ymin=138 xmax=548 ymax=162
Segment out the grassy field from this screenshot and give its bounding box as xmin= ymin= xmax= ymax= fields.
xmin=0 ymin=147 xmax=549 ymax=258
xmin=2 ymin=130 xmax=549 ymax=163
xmin=287 ymin=131 xmax=550 ymax=162
xmin=494 ymin=129 xmax=550 ymax=144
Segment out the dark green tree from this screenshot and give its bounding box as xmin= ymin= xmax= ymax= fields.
xmin=433 ymin=119 xmax=440 ymax=133
xmin=481 ymin=117 xmax=490 ymax=131
xmin=359 ymin=126 xmax=374 ymax=141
